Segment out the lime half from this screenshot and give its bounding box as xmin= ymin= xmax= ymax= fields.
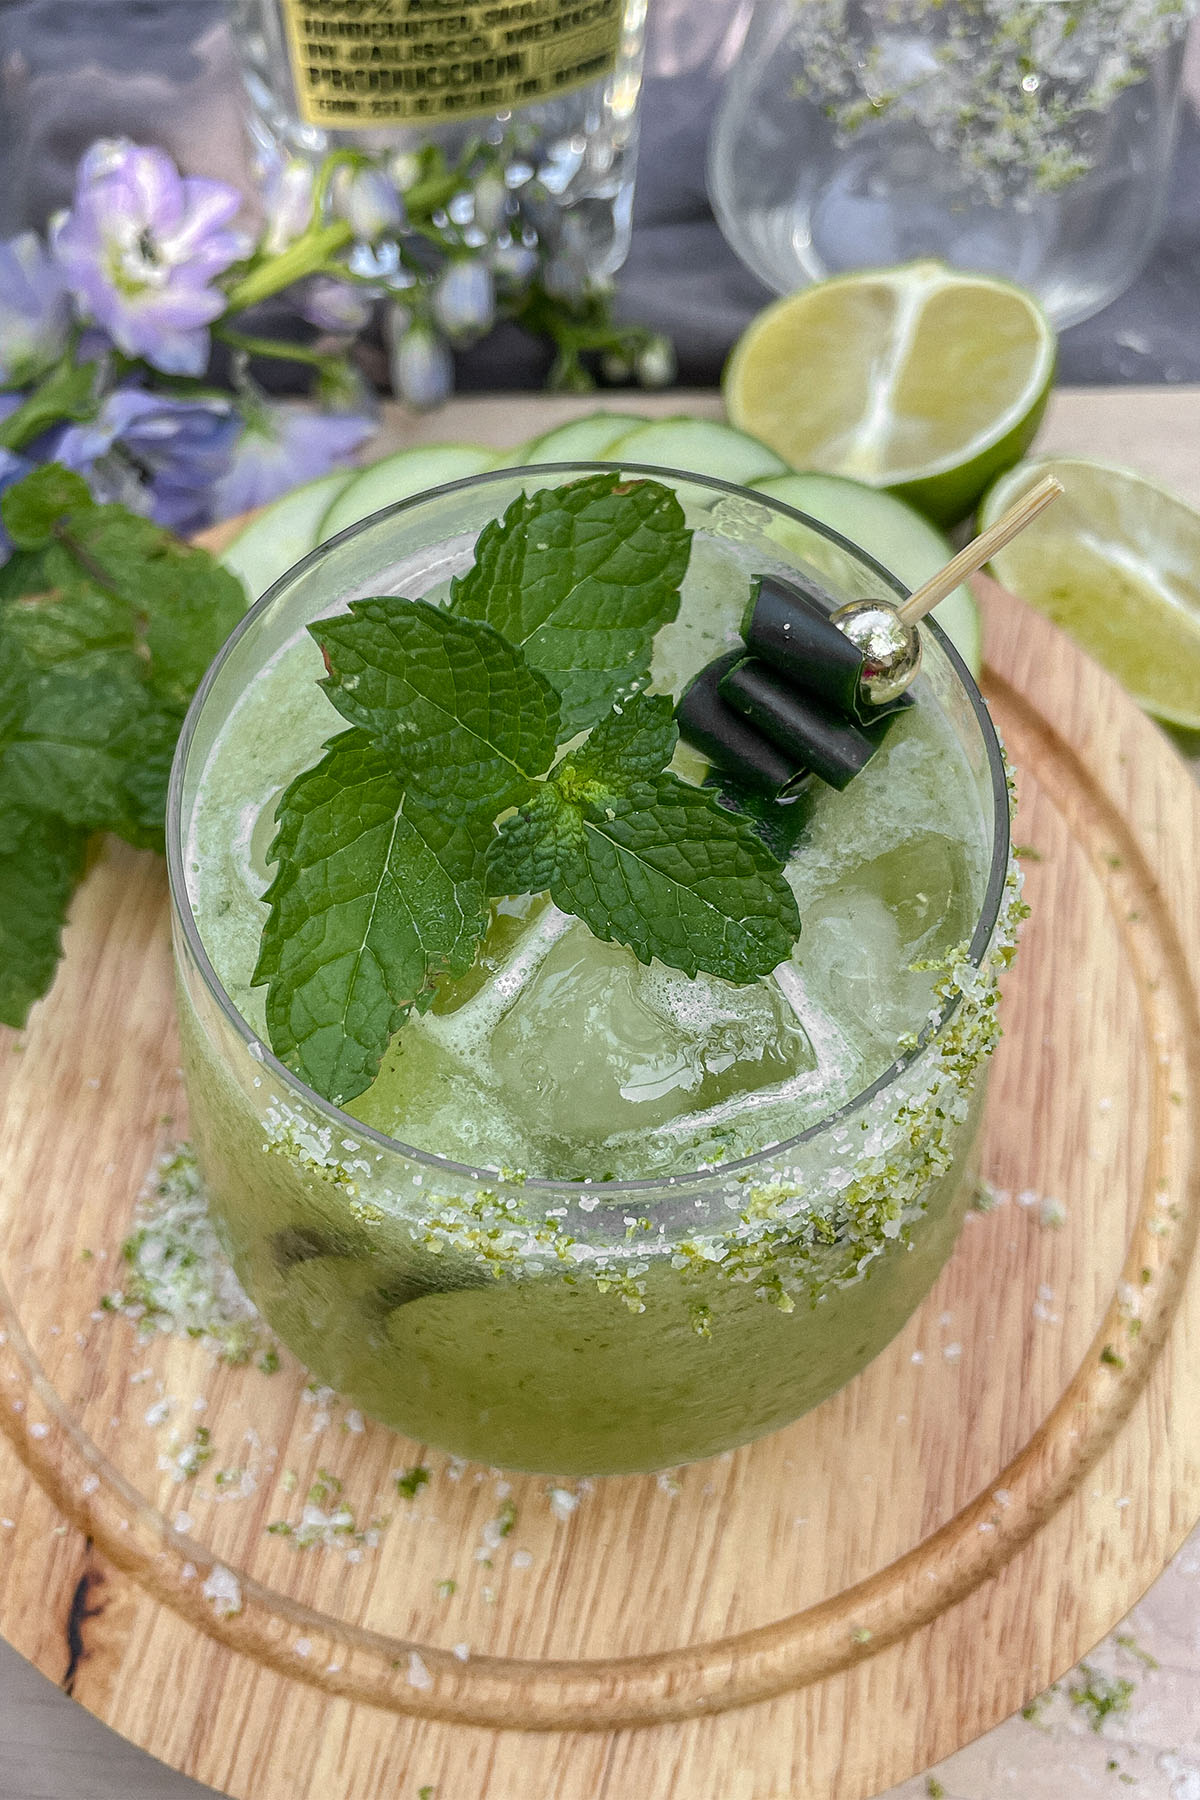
xmin=724 ymin=262 xmax=1056 ymax=526
xmin=981 ymin=456 xmax=1200 ymax=732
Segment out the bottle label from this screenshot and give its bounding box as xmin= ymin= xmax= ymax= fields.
xmin=278 ymin=0 xmax=625 ymax=128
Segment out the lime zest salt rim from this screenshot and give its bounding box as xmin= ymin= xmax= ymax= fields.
xmin=167 ymin=460 xmax=1012 ymax=1196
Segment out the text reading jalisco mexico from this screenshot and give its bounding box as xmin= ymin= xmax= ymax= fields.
xmin=280 ymin=0 xmax=624 ymax=125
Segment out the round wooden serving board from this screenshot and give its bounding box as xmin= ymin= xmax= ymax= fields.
xmin=0 ymin=579 xmax=1196 ymax=1800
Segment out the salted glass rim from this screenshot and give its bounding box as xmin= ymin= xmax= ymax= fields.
xmin=167 ymin=460 xmax=1011 ymax=1196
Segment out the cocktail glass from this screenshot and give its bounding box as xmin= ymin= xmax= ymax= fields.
xmin=167 ymin=465 xmax=1014 ymax=1476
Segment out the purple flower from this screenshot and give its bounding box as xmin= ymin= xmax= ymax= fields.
xmin=52 ymin=141 xmax=248 ymax=377
xmin=211 ymin=402 xmax=373 ymax=518
xmin=0 ymin=233 xmax=72 ymax=386
xmin=56 ymin=386 xmax=239 ymax=535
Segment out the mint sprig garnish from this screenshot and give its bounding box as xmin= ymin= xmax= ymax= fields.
xmin=486 ymin=693 xmax=801 ymax=983
xmin=448 ymin=473 xmax=690 ymax=738
xmin=256 ymin=476 xmax=804 ymax=1106
xmin=253 ymin=730 xmax=488 ymax=1105
xmin=0 ymin=463 xmax=247 ymax=1026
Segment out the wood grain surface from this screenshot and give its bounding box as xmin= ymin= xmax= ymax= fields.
xmin=0 ymin=392 xmax=1197 ymax=1800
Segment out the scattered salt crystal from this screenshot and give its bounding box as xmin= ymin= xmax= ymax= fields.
xmin=1040 ymin=1196 xmax=1067 ymax=1228
xmin=175 ymin=1512 xmax=194 ymax=1534
xmin=344 ymin=1410 xmax=365 ymax=1434
xmin=181 ymin=1562 xmax=196 ymax=1580
xmin=548 ymin=1487 xmax=579 ymax=1521
xmin=511 ymin=1549 xmax=533 ymax=1570
xmin=325 ymin=1662 xmax=343 ymax=1675
xmin=453 ymin=1642 xmax=471 ymax=1662
xmin=294 ymin=1639 xmax=312 ymax=1658
xmin=943 ymin=1342 xmax=963 ymax=1362
xmin=938 ymin=1310 xmax=954 ymax=1327
xmin=0 ymin=1520 xmax=12 ymax=1530
xmin=993 ymin=1489 xmax=1012 ymax=1508
xmin=1016 ymin=1188 xmax=1039 ymax=1209
xmin=29 ymin=1422 xmax=48 ymax=1440
xmin=80 ymin=1475 xmax=99 ymax=1496
xmin=202 ymin=1565 xmax=242 ymax=1617
xmin=407 ymin=1650 xmax=432 ymax=1690
xmin=911 ymin=1350 xmax=925 ymax=1365
xmin=144 ymin=1400 xmax=171 ymax=1427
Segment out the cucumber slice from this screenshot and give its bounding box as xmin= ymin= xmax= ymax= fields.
xmin=607 ymin=417 xmax=787 ymax=484
xmin=512 ymin=411 xmax=648 ymax=465
xmin=320 ymin=444 xmax=499 ymax=540
xmin=752 ymin=471 xmax=982 ymax=677
xmin=220 ymin=470 xmax=354 ymax=600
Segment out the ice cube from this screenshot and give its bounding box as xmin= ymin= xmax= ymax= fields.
xmin=486 ymin=924 xmax=814 ymax=1153
xmin=797 ymin=831 xmax=974 ymax=1051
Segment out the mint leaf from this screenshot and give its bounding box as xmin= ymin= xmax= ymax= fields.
xmin=315 ymin=596 xmax=560 ymax=818
xmin=254 ymin=729 xmax=489 ymax=1105
xmin=0 ymin=647 xmax=157 ymax=831
xmin=0 ymin=465 xmax=94 ymax=549
xmin=0 ymin=806 xmax=87 ymax=1026
xmin=448 ymin=474 xmax=690 ymax=738
xmin=564 ymin=689 xmax=679 ymax=784
xmin=0 ymin=465 xmax=254 ymax=1024
xmin=487 ymin=692 xmax=801 ymax=983
xmin=2 ymin=583 xmax=137 ymax=665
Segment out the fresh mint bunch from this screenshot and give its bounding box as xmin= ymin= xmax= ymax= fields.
xmin=257 ymin=475 xmax=805 ymax=1108
xmin=0 ymin=463 xmax=246 ymax=1027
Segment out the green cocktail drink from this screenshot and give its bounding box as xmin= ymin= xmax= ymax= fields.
xmin=168 ymin=465 xmax=1017 ymax=1475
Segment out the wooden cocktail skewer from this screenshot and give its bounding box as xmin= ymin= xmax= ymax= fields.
xmin=898 ymin=473 xmax=1064 ymax=624
xmin=831 ymin=473 xmax=1064 ymax=703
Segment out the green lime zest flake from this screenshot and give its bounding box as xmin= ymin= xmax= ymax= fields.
xmin=395 ymin=1464 xmax=431 ymax=1500
xmin=254 ymin=478 xmax=804 ymax=1103
xmin=486 ymin=691 xmax=801 ymax=985
xmin=1067 ymin=1663 xmax=1136 ymax=1732
xmin=448 ymin=471 xmax=691 ymax=738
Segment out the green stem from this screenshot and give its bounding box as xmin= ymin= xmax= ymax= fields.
xmin=0 ymin=359 xmax=102 ymax=452
xmin=223 ymin=219 xmax=356 ymax=314
xmin=215 ymin=328 xmax=341 ymax=371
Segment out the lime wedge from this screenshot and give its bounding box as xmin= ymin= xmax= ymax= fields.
xmin=724 ymin=262 xmax=1056 ymax=526
xmin=981 ymin=457 xmax=1200 ymax=731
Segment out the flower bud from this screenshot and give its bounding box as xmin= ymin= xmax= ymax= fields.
xmin=433 ymin=259 xmax=496 ymax=337
xmin=636 ymin=335 xmax=677 ymax=389
xmin=389 ymin=315 xmax=454 ymax=410
xmin=335 ymin=165 xmax=405 ymax=240
xmin=488 ymin=238 xmax=538 ymax=288
xmin=472 ymin=173 xmax=508 ymax=235
xmin=300 ymin=276 xmax=376 ymax=334
xmin=263 ymin=160 xmax=316 ymax=254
